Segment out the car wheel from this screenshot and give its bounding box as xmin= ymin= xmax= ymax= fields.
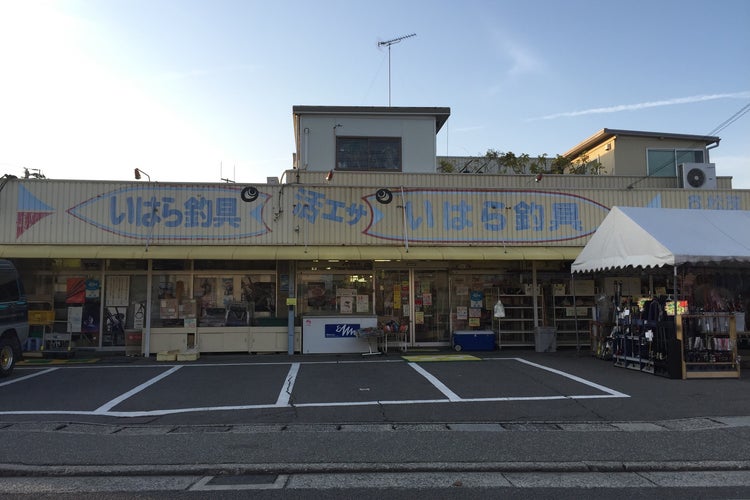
xmin=0 ymin=337 xmax=17 ymax=377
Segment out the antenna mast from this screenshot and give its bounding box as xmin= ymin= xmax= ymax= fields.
xmin=378 ymin=33 xmax=416 ymax=106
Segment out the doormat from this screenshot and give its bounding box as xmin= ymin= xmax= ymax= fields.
xmin=402 ymin=354 xmax=481 ymax=362
xmin=18 ymin=358 xmax=100 ymax=366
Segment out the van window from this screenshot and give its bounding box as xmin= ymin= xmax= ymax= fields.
xmin=0 ymin=268 xmax=21 ymax=302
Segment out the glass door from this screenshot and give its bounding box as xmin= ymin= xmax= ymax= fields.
xmin=413 ymin=270 xmax=450 ymax=344
xmin=376 ymin=269 xmax=450 ymax=347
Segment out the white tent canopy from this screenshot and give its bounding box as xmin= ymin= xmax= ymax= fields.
xmin=571 ymin=206 xmax=750 ymax=273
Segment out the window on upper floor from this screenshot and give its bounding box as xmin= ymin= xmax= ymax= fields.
xmin=646 ymin=149 xmax=705 ymax=177
xmin=336 ymin=137 xmax=402 ymax=171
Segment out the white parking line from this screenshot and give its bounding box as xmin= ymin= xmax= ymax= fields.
xmin=276 ymin=363 xmax=300 ymax=406
xmin=407 ymin=362 xmax=461 ymax=402
xmin=0 ymin=367 xmax=59 ymax=387
xmin=94 ymin=366 xmax=183 ymax=414
xmin=1 ymin=358 xmax=629 ymax=417
xmin=512 ymin=358 xmax=630 ymax=398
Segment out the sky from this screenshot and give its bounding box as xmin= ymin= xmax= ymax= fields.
xmin=1 ymin=0 xmax=749 ymax=188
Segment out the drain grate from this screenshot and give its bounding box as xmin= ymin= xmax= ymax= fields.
xmin=190 ymin=474 xmax=287 ymax=491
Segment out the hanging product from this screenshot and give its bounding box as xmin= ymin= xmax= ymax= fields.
xmin=493 ymin=299 xmax=506 ymax=318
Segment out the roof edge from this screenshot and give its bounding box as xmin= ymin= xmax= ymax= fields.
xmin=563 ymin=128 xmax=721 ymax=158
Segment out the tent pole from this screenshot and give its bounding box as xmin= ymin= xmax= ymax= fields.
xmin=571 ymin=272 xmax=580 ymax=354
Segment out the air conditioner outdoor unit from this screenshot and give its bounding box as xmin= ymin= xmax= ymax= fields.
xmin=678 ymin=163 xmax=717 ymax=189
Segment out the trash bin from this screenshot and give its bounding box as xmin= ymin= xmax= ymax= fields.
xmin=534 ymin=327 xmax=557 ymax=353
xmin=125 ymin=329 xmax=143 ymax=356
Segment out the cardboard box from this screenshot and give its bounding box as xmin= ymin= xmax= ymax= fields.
xmin=160 ymin=299 xmax=178 ymax=319
xmin=180 ymin=299 xmax=197 ymax=319
xmin=156 ymin=350 xmax=179 ymax=361
xmin=177 ymin=350 xmax=200 ymax=361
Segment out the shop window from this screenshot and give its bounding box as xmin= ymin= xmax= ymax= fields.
xmin=193 ymin=274 xmax=277 ymax=327
xmin=103 ymin=275 xmax=147 ymax=347
xmin=336 ymin=137 xmax=401 ymax=171
xmin=298 ymin=272 xmax=373 ymax=316
xmin=646 ymin=149 xmax=705 ymax=177
xmin=152 ymin=274 xmax=192 ymax=328
xmin=50 ymin=275 xmax=102 ymax=348
xmin=0 ymin=267 xmax=21 ymax=302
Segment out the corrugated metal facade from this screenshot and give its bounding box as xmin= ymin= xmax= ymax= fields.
xmin=1 ymin=175 xmax=748 ymax=256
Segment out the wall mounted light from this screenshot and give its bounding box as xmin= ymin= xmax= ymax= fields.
xmin=134 ymin=168 xmax=151 ymax=181
xmin=325 ymin=170 xmax=334 ymax=181
xmin=535 ymin=173 xmax=543 ymax=183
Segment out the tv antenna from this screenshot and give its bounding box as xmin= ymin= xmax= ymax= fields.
xmin=378 ymin=33 xmax=416 ymax=106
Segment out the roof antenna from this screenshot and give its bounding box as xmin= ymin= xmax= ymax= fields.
xmin=377 ymin=33 xmax=416 ymax=106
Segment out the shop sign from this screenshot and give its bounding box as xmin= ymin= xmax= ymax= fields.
xmin=67 ymin=186 xmax=271 ymax=240
xmin=351 ymin=189 xmax=610 ymax=243
xmin=324 ymin=323 xmax=360 ymax=338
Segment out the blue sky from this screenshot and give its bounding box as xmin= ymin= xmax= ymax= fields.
xmin=1 ymin=0 xmax=749 ymax=187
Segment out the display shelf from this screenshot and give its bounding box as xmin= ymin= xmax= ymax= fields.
xmin=494 ymin=292 xmax=542 ymax=345
xmin=677 ymin=313 xmax=740 ymax=379
xmin=552 ymin=294 xmax=595 ymax=345
xmin=452 ymin=289 xmax=542 ymax=346
xmin=612 ymin=317 xmax=655 ymax=374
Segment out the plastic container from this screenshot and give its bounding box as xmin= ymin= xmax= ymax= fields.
xmin=534 ymin=327 xmax=557 ymax=352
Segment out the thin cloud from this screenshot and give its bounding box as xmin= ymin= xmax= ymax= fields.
xmin=154 ymin=64 xmax=257 ymax=82
xmin=529 ymin=91 xmax=750 ymax=121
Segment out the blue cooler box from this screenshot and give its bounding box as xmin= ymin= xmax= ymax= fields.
xmin=453 ymin=330 xmax=495 ymax=351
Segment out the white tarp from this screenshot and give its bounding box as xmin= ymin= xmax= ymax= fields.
xmin=571 ymin=206 xmax=750 ymax=273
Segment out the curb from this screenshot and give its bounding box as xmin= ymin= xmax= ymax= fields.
xmin=2 ymin=460 xmax=750 ymax=477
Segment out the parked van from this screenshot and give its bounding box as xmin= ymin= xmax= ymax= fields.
xmin=0 ymin=260 xmax=28 ymax=377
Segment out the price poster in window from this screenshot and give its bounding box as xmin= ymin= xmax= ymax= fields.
xmin=356 ymin=295 xmax=369 ymax=313
xmin=456 ymin=306 xmax=468 ymax=320
xmin=470 ymin=290 xmax=484 ymax=308
xmin=415 ymin=311 xmax=424 ymax=325
xmin=340 ymin=295 xmax=353 ymax=314
xmin=105 ymin=276 xmax=130 ymax=306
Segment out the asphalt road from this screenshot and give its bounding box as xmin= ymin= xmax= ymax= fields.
xmin=1 ymin=348 xmax=749 ymax=497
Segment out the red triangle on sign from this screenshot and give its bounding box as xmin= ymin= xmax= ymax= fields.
xmin=16 ymin=211 xmax=53 ymax=238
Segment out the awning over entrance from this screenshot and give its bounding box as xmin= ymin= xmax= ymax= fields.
xmin=571 ymin=206 xmax=750 ymax=273
xmin=0 ymin=244 xmax=581 ymax=261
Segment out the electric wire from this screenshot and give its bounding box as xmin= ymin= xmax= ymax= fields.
xmin=626 ymin=100 xmax=750 ymax=189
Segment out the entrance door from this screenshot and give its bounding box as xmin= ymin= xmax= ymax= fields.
xmin=376 ymin=269 xmax=450 ymax=347
xmin=413 ymin=270 xmax=450 ymax=345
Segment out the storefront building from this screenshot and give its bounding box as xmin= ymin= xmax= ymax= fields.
xmin=1 ymin=106 xmax=748 ymax=356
